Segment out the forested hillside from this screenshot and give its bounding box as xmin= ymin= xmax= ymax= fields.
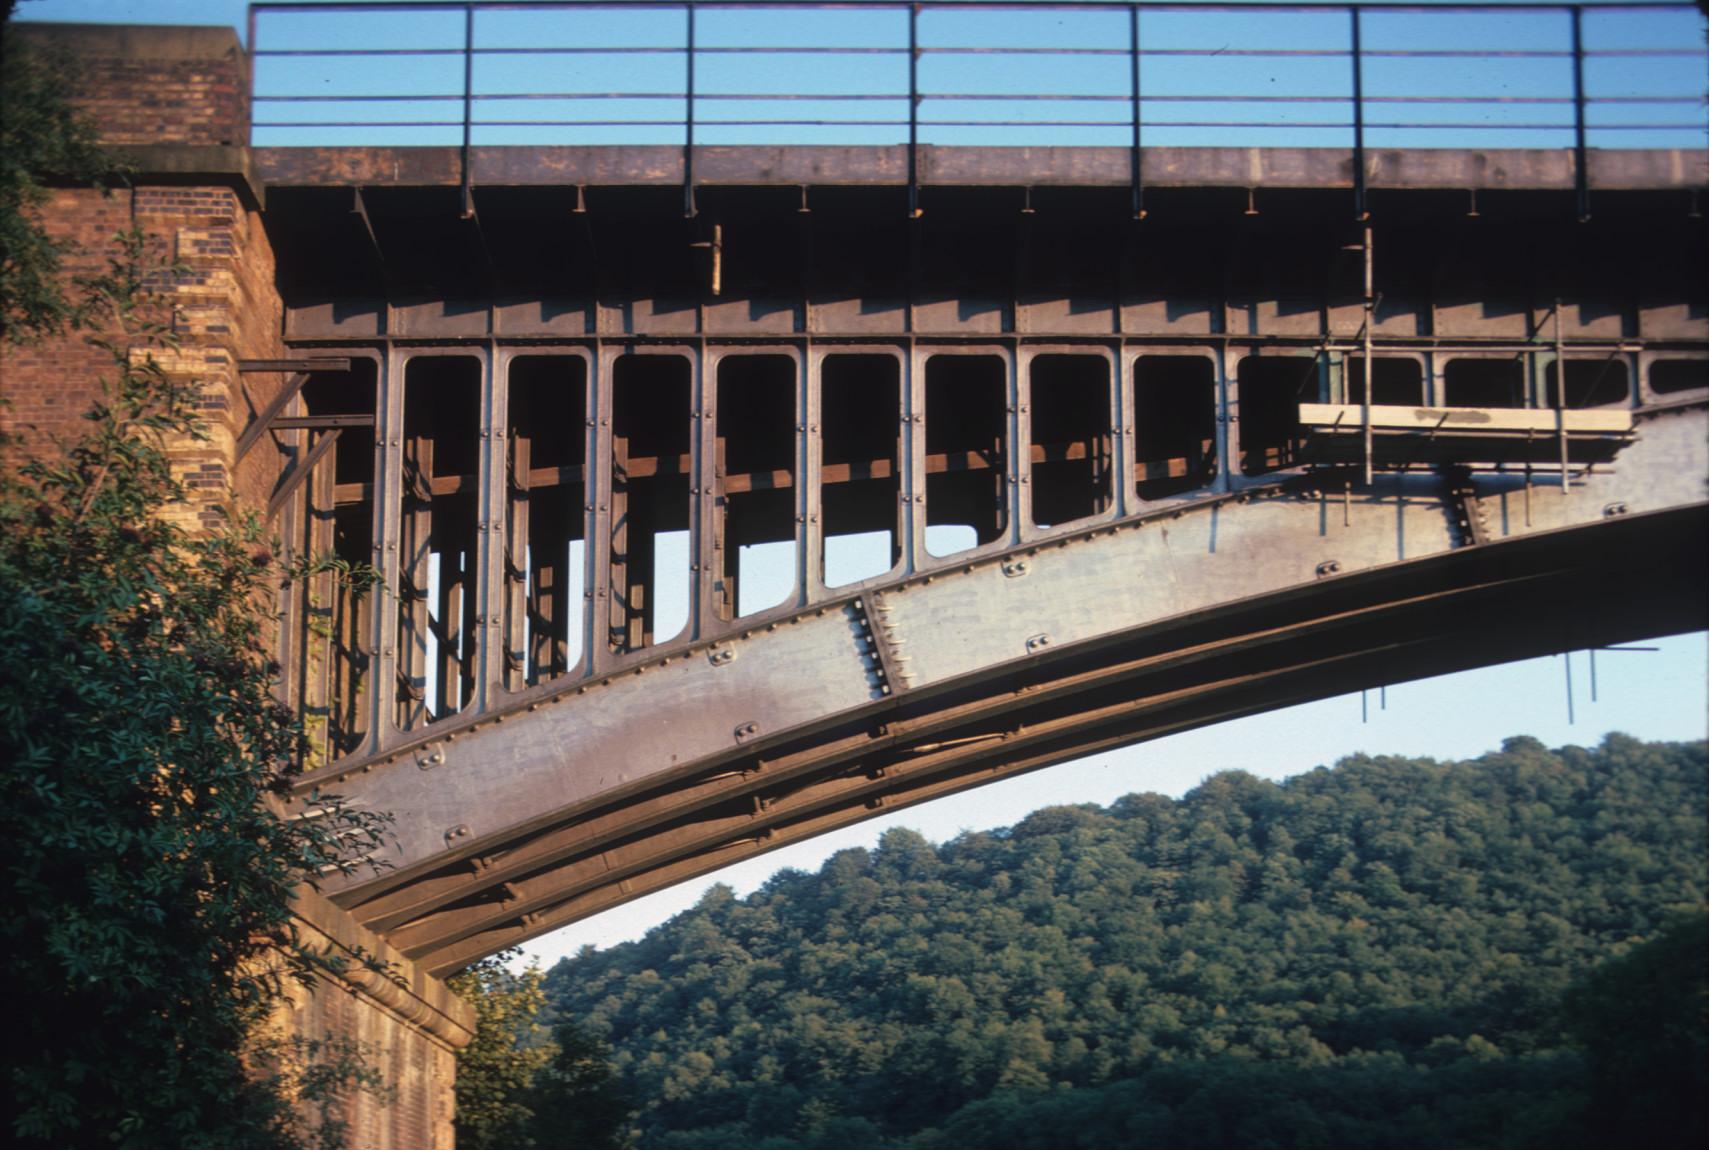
xmin=540 ymin=736 xmax=1708 ymax=1148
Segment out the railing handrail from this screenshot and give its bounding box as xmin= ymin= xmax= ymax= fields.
xmin=247 ymin=0 xmax=1709 ymax=221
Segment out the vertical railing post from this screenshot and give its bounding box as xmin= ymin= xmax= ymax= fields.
xmin=1570 ymin=5 xmax=1590 ymax=222
xmin=908 ymin=2 xmax=921 ymax=219
xmin=1350 ymin=5 xmax=1367 ymax=221
xmin=246 ymin=4 xmax=259 ymax=149
xmin=684 ymin=1 xmax=698 ymax=218
xmin=460 ymin=3 xmax=475 ymax=218
xmin=1130 ymin=3 xmax=1145 ymax=219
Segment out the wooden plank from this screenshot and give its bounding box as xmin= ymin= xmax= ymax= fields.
xmin=1299 ymin=402 xmax=1633 ymax=434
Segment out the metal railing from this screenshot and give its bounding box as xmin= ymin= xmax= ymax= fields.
xmin=249 ymin=1 xmax=1707 ymax=215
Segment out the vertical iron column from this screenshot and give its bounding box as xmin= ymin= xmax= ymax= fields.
xmin=477 ymin=348 xmax=507 ymax=711
xmin=684 ymin=2 xmax=697 ymax=218
xmin=1127 ymin=3 xmax=1141 ymax=218
xmin=1554 ymin=298 xmax=1571 ymax=491
xmin=505 ymin=428 xmax=531 ymax=690
xmin=1350 ymin=5 xmax=1367 ymax=222
xmin=1570 ymin=5 xmax=1590 ymax=222
xmin=460 ymin=3 xmax=474 ymax=218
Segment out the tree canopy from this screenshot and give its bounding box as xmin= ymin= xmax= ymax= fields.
xmin=534 ymin=736 xmax=1706 ymax=1149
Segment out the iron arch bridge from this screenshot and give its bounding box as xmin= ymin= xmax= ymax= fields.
xmin=240 ymin=1 xmax=1709 ymax=974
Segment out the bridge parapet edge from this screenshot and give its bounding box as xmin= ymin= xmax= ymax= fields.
xmin=251 ymin=144 xmax=1709 ymax=192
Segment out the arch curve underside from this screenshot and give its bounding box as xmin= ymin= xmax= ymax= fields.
xmin=302 ymin=404 xmax=1706 ymax=975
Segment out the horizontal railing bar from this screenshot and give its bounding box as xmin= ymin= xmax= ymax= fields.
xmin=1362 ymin=120 xmax=1699 ymax=129
xmin=249 ymin=1 xmax=1705 ymax=14
xmin=256 ymin=116 xmax=1699 ymax=128
xmin=257 ymin=118 xmax=1703 ymax=130
xmin=252 ymin=45 xmax=1708 ymax=60
xmin=254 ymin=92 xmax=1705 ymax=106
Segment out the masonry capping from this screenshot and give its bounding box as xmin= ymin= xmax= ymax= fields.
xmin=101 ymin=145 xmax=264 ymax=209
xmin=290 ymin=886 xmax=475 ymax=1047
xmin=10 ymin=21 xmax=243 ymax=61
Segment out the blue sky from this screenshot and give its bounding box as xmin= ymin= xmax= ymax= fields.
xmin=18 ymin=0 xmax=1708 ymax=149
xmin=16 ymin=0 xmax=1707 ymax=965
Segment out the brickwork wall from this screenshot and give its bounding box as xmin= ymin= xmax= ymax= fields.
xmin=0 ymin=187 xmax=133 ymax=446
xmin=0 ymin=182 xmax=291 ymax=533
xmin=9 ymin=23 xmax=249 ymax=147
xmin=133 ymin=182 xmax=292 ymax=527
xmin=1 ymin=23 xmax=283 ymax=529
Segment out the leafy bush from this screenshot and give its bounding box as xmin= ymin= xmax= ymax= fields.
xmin=1 ymin=230 xmax=391 ymax=1148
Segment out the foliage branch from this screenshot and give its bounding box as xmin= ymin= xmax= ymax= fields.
xmin=447 ymin=951 xmax=557 ymax=1150
xmin=448 ymin=949 xmax=635 ymax=1150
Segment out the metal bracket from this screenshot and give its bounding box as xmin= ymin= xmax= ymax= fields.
xmin=238 ymin=358 xmax=352 ymax=375
xmin=235 ymin=356 xmax=359 ymax=463
xmin=1316 ymin=559 xmax=1343 ymax=578
xmin=444 ymin=823 xmax=472 ymax=846
xmin=1002 ymin=558 xmax=1031 ymax=578
xmin=235 ymin=371 xmax=309 ymax=463
xmin=352 ymin=186 xmax=384 ymax=261
xmin=689 ymin=222 xmax=722 ymax=295
xmin=415 ymin=742 xmax=446 ymax=770
xmin=734 ymin=721 xmax=760 ymax=744
xmin=708 ymin=646 xmax=737 ymax=667
xmin=851 ymin=596 xmax=909 ymax=696
xmin=1445 ymin=467 xmax=1490 ymax=546
xmin=1025 ymin=632 xmax=1053 ymax=653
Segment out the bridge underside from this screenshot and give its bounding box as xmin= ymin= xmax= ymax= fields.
xmin=254 ymin=149 xmax=1707 ymax=973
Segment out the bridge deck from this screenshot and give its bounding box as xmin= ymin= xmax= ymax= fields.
xmin=246 ymin=143 xmax=1706 ymax=191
